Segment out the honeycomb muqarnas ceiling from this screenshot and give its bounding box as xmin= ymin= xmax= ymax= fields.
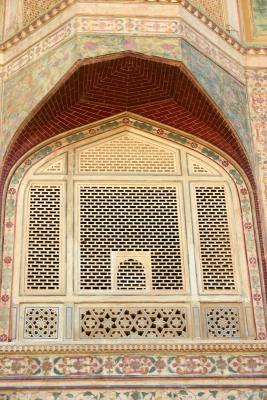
xmin=1 ymin=52 xmax=266 ymax=290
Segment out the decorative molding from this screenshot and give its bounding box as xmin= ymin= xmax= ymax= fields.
xmin=0 ymin=390 xmax=266 ymax=400
xmin=0 ymin=0 xmax=74 ymax=50
xmin=0 ymin=0 xmax=267 ymax=56
xmin=0 ymin=341 xmax=267 ymax=354
xmin=0 ymin=17 xmax=245 ymax=84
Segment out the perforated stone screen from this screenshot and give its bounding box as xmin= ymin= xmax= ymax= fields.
xmin=12 ymin=128 xmax=251 ymax=342
xmin=194 ymin=185 xmax=236 ymax=292
xmin=205 ymin=306 xmax=241 ymax=338
xmin=78 ymin=134 xmax=178 ymax=174
xmin=24 ymin=307 xmax=59 ymax=339
xmin=25 ymin=184 xmax=63 ymax=292
xmin=79 ymin=305 xmax=188 ymax=339
xmin=23 ymin=0 xmax=60 ymax=25
xmin=78 ymin=185 xmax=184 ymax=292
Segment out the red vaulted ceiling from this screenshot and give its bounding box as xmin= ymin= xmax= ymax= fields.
xmin=1 ymin=53 xmax=266 ymax=289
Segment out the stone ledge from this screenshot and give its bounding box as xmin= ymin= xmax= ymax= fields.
xmin=0 ymin=341 xmax=267 ymax=354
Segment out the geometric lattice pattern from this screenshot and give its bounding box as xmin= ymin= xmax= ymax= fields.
xmin=80 ymin=306 xmax=188 ymax=338
xmin=23 ymin=0 xmax=59 ymax=25
xmin=26 ymin=185 xmax=62 ymax=291
xmin=79 ymin=186 xmax=183 ymax=291
xmin=205 ymin=306 xmax=241 ymax=338
xmin=24 ymin=307 xmax=58 ymax=339
xmin=191 ymin=0 xmax=226 ymax=27
xmin=195 ymin=186 xmax=236 ymax=291
xmin=117 ymin=259 xmax=147 ymax=290
xmin=78 ymin=134 xmax=177 ymax=174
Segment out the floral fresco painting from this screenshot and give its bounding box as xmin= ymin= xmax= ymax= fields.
xmin=253 ymin=0 xmax=267 ymax=34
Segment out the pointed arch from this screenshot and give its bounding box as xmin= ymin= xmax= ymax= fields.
xmin=1 ymin=52 xmax=266 ymax=302
xmin=0 ymin=113 xmax=266 ymax=342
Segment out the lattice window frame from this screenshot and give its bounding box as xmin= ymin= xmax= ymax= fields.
xmin=111 ymin=250 xmax=152 ymax=292
xmin=23 ymin=0 xmax=61 ymax=26
xmin=21 ymin=181 xmax=66 ymax=295
xmin=9 ymin=125 xmax=254 ymax=342
xmin=200 ymin=303 xmax=245 ymax=339
xmin=76 ymin=131 xmax=181 ymax=175
xmin=21 ymin=304 xmax=62 ymax=340
xmin=76 ymin=303 xmax=191 ymax=340
xmin=190 ymin=0 xmax=228 ymax=28
xmin=74 ymin=182 xmax=188 ymax=295
xmin=191 ymin=182 xmax=239 ymax=294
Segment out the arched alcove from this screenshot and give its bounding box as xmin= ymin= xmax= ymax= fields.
xmin=0 ymin=114 xmax=266 ymax=342
xmin=1 ymin=52 xmax=253 ymax=196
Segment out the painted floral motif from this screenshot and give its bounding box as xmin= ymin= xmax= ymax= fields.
xmin=2 ymin=38 xmax=78 ymax=155
xmin=0 ymin=353 xmax=266 ymax=378
xmin=246 ymin=69 xmax=267 ymax=222
xmin=2 ymin=15 xmax=244 ymax=81
xmin=80 ymin=35 xmax=181 ymax=62
xmin=0 ymin=115 xmax=266 ymax=340
xmin=182 ymin=41 xmax=252 ymax=156
xmin=0 ymin=389 xmax=266 ymax=400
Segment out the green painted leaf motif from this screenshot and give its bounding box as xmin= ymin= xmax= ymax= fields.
xmin=227 ymin=395 xmax=236 ymax=400
xmin=210 ymin=365 xmax=217 ymax=373
xmin=168 ymin=132 xmax=187 ymax=144
xmin=178 ymin=390 xmax=188 ymax=395
xmin=53 ymin=367 xmax=63 ymax=375
xmin=201 ymin=148 xmax=219 ymax=160
xmin=66 ymin=132 xmax=86 ymax=143
xmin=99 ymin=121 xmax=119 ymax=131
xmin=32 ymin=368 xmax=41 ymax=376
xmin=132 ymin=392 xmax=141 ymax=400
xmin=53 ymin=356 xmax=62 ymax=364
xmin=258 ymin=391 xmax=267 ymax=400
xmin=133 ymin=121 xmax=153 ymax=132
xmin=6 ymin=198 xmax=15 ymax=218
xmin=229 ymin=169 xmax=243 ymax=185
xmin=34 ymin=146 xmax=53 ymax=160
xmin=0 ymin=308 xmax=10 ymax=330
xmin=209 ymin=390 xmax=219 ymax=398
xmin=96 ymin=356 xmax=103 ymax=365
xmin=197 ymin=393 xmax=206 ymax=397
xmin=2 ymin=269 xmax=12 ymax=290
xmin=52 ymin=393 xmax=61 ymax=400
xmin=11 ymin=168 xmax=24 ymax=184
xmin=241 ymin=200 xmax=250 ymax=213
